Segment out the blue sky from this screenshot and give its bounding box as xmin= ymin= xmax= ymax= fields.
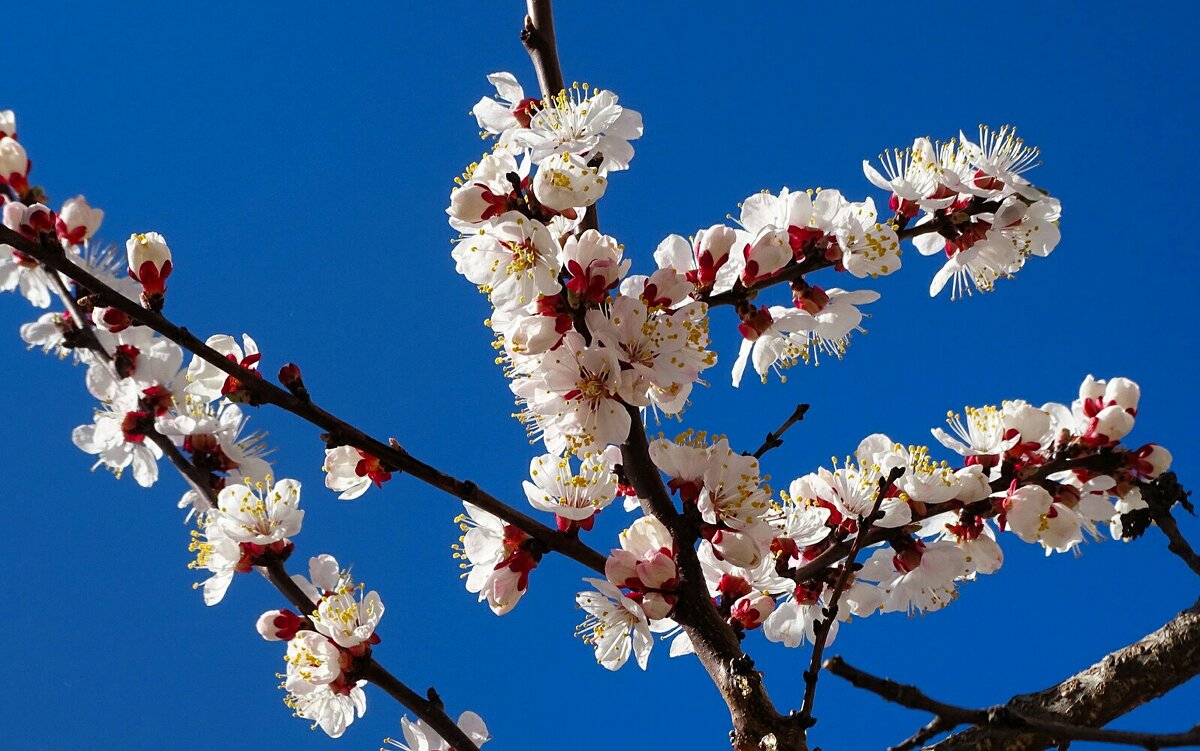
xmin=2 ymin=1 xmax=1197 ymax=749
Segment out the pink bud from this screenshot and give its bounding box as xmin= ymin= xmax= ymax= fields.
xmin=1104 ymin=377 xmax=1140 ymax=413
xmin=709 ymin=528 xmax=764 ymax=568
xmin=15 ymin=203 xmax=55 ymax=239
xmin=640 ymin=591 xmax=677 ymax=621
xmin=56 ymin=195 xmax=104 ymax=245
xmin=731 ymin=592 xmax=775 ymax=629
xmin=278 ymin=362 xmax=309 ymax=400
xmin=741 ymin=228 xmax=791 ymax=285
xmin=0 ymin=136 xmax=30 ymax=193
xmin=92 ymin=306 xmax=132 ymax=333
xmin=126 ymin=232 xmax=173 ymax=309
xmin=1129 ymin=443 xmax=1172 ymax=480
xmin=256 ymin=609 xmax=302 ymax=641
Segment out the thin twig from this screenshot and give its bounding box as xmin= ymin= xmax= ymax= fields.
xmin=1142 ymin=473 xmax=1200 ymax=578
xmin=796 ymin=466 xmax=904 ymax=728
xmin=750 ymin=403 xmax=809 ymax=459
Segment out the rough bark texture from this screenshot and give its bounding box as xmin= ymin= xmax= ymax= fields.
xmin=930 ymin=598 xmax=1200 ymax=751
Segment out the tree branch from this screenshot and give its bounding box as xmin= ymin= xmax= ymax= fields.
xmin=1142 ymin=473 xmax=1200 ymax=578
xmin=699 ymin=199 xmax=999 ymax=309
xmin=520 ymin=0 xmax=565 ymax=102
xmin=750 ymin=403 xmax=809 ymax=459
xmin=870 ymin=595 xmax=1200 ymax=751
xmin=826 ymin=651 xmax=1200 ymax=750
xmin=34 ymin=261 xmax=480 ymax=750
xmin=618 ymin=404 xmax=805 ymax=751
xmin=0 ymin=226 xmax=606 ymax=575
xmin=797 ymin=466 xmax=904 ymax=727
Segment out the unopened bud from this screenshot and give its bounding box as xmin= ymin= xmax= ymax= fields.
xmin=1129 ymin=443 xmax=1172 ymax=480
xmin=0 ymin=136 xmax=30 ymax=194
xmin=56 ymin=195 xmax=104 ymax=245
xmin=256 ymin=608 xmax=303 ymax=641
xmin=278 ymin=362 xmax=309 ymax=400
xmin=92 ymin=306 xmax=132 ymax=333
xmin=126 ymin=232 xmax=173 ymax=311
xmin=730 ymin=592 xmax=775 ymax=629
xmin=15 ymin=202 xmax=56 ymax=240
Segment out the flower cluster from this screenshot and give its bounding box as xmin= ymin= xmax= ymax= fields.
xmin=865 ymin=126 xmax=1061 ymax=299
xmin=570 ymin=375 xmax=1168 ymax=669
xmin=443 ymin=78 xmax=1089 ymax=678
xmin=255 ymin=555 xmax=383 ymax=738
xmin=1 ymin=110 xmax=428 ymax=744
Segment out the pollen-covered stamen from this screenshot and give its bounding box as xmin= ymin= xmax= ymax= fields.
xmin=974 ymin=124 xmax=1042 ymax=178
xmin=564 ymin=368 xmax=614 ymax=404
xmin=500 ymin=237 xmax=539 ymax=275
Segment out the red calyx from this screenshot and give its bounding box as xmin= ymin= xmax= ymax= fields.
xmin=114 ymin=344 xmax=141 ymax=379
xmin=512 ymin=97 xmax=542 ymax=128
xmin=271 ymin=609 xmax=303 ymax=641
xmin=889 ymin=194 xmax=920 ymax=218
xmin=120 ymin=410 xmax=153 ymax=443
xmin=736 ymin=304 xmax=774 ymax=341
xmin=556 ymin=512 xmax=596 ymax=533
xmin=21 ymin=208 xmax=56 ymax=239
xmin=717 ymin=573 xmax=753 ymax=601
xmin=140 ymin=385 xmax=174 ymax=416
xmin=354 ymin=449 xmax=393 ymax=488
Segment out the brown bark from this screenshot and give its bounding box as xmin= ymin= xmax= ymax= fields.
xmin=930 ymin=598 xmax=1200 ymax=751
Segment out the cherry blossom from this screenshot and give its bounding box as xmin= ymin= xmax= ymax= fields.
xmin=523 ymin=452 xmax=617 ymax=531
xmin=387 ymin=711 xmax=491 ymax=751
xmin=312 ymin=585 xmax=385 ymax=649
xmin=575 ymin=577 xmax=653 ymax=670
xmin=451 ymin=211 xmax=561 ymax=312
xmin=71 ymin=380 xmax=163 ymax=487
xmin=324 ymin=445 xmax=393 ymax=500
xmin=210 ymin=476 xmax=303 ymax=546
xmin=184 ymin=333 xmax=261 ymax=403
xmin=455 ymin=503 xmax=537 ymax=615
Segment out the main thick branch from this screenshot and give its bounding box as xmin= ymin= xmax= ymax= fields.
xmin=923 ymin=597 xmax=1200 ymax=750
